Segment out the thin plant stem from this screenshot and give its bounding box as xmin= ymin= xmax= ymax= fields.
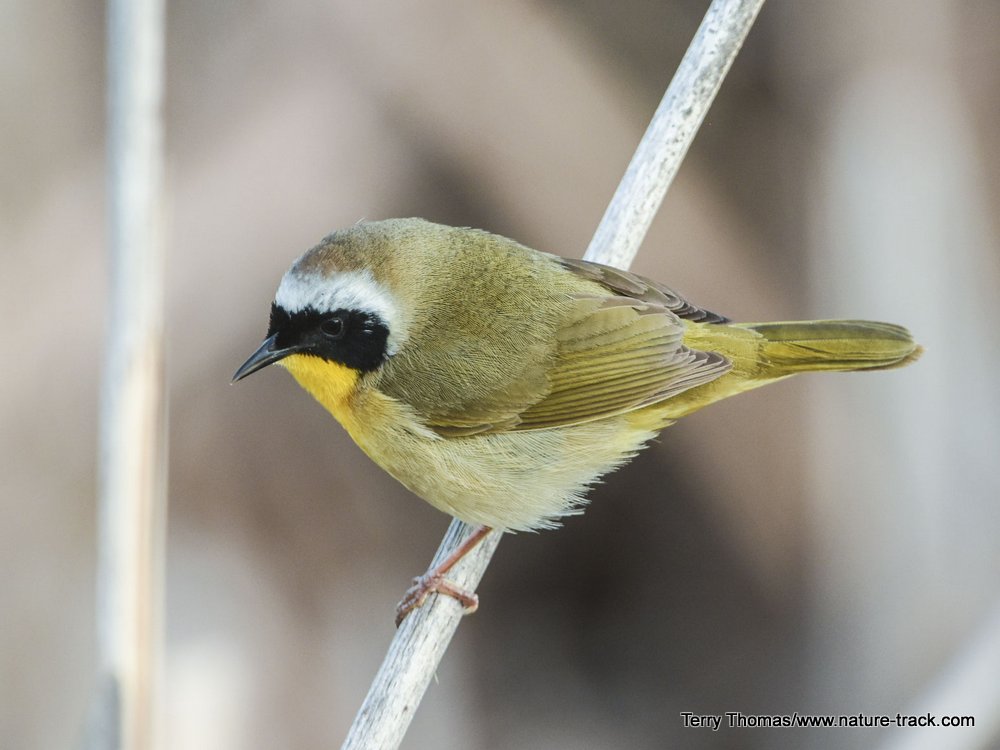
xmin=341 ymin=1 xmax=766 ymax=748
xmin=91 ymin=0 xmax=167 ymax=747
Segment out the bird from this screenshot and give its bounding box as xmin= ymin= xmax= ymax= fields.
xmin=233 ymin=217 xmax=921 ymax=623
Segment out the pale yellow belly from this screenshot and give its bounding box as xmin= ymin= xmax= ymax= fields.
xmin=347 ymin=403 xmax=664 ymax=531
xmin=279 ymin=353 xmax=687 ymax=529
xmin=281 ymin=353 xmax=669 ymax=530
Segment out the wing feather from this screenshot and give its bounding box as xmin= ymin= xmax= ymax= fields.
xmin=558 ymin=257 xmax=730 ymax=324
xmin=380 ymin=254 xmax=732 ymax=435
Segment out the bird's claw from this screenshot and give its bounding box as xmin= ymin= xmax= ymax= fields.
xmin=395 ymin=572 xmax=479 ymax=627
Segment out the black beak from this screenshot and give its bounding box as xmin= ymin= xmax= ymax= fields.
xmin=232 ymin=333 xmax=300 ymax=382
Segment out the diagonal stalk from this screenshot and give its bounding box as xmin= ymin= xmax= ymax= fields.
xmin=341 ymin=2 xmax=766 ymax=748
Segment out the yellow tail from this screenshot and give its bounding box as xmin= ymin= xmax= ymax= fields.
xmin=661 ymin=319 xmax=922 ymax=419
xmin=739 ymin=320 xmax=923 ymax=374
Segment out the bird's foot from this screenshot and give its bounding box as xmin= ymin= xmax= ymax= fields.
xmin=395 ymin=573 xmax=479 ymax=627
xmin=394 ymin=524 xmax=492 ymax=626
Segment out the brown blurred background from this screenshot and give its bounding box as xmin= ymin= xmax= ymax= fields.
xmin=4 ymin=1 xmax=1000 ymax=748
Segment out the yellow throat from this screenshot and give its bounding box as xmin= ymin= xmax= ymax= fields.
xmin=280 ymin=353 xmax=360 ymax=427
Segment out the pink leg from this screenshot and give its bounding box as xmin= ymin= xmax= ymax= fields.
xmin=395 ymin=525 xmax=492 ymax=626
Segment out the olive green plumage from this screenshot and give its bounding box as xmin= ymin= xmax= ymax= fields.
xmin=741 ymin=320 xmax=920 ymax=373
xmin=237 ymin=218 xmax=922 ymax=530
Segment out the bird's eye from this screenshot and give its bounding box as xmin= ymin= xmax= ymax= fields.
xmin=320 ymin=316 xmax=346 ymax=339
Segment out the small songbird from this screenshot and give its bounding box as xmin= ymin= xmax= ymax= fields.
xmin=234 ymin=218 xmax=921 ymax=622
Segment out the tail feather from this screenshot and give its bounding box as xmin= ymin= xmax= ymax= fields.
xmin=663 ymin=318 xmax=922 ymax=420
xmin=738 ymin=320 xmax=923 ymax=375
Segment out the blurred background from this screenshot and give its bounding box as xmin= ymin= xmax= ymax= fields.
xmin=3 ymin=0 xmax=999 ymax=748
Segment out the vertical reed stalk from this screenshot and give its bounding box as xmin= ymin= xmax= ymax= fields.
xmin=92 ymin=0 xmax=167 ymax=747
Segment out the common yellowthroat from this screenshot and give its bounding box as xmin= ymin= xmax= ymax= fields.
xmin=234 ymin=218 xmax=921 ymax=621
